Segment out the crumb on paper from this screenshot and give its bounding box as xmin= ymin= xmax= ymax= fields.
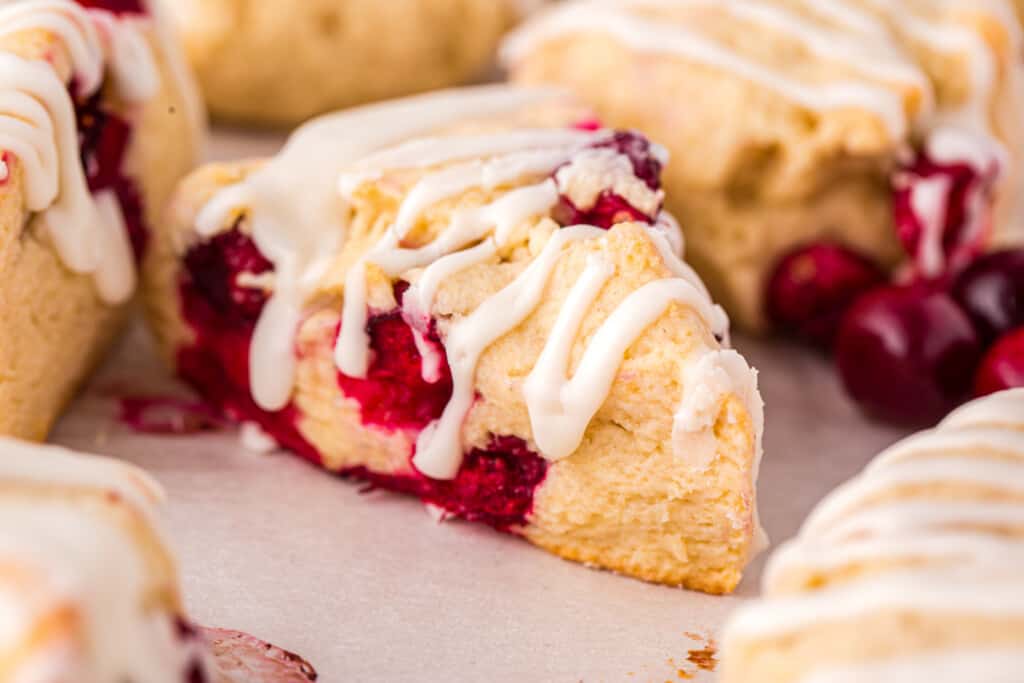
xmin=686 ymin=639 xmax=718 ymax=672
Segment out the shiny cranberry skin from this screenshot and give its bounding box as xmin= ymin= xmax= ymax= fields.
xmin=836 ymin=284 xmax=984 ymax=425
xmin=766 ymin=243 xmax=886 ymax=349
xmin=975 ymin=327 xmax=1024 ymax=396
xmin=74 ymin=0 xmax=147 ymax=14
xmin=951 ymin=249 xmax=1024 ymax=343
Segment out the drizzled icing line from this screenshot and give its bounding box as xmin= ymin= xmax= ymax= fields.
xmin=0 ymin=0 xmax=160 ymax=303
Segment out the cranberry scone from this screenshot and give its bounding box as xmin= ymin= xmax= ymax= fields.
xmin=721 ymin=388 xmax=1024 ymax=682
xmin=166 ymin=0 xmax=539 ymax=127
xmin=504 ymin=0 xmax=1024 ymax=330
xmin=0 ymin=437 xmax=318 ymax=683
xmin=0 ymin=0 xmax=202 ymax=440
xmin=143 ymin=86 xmax=765 ymax=593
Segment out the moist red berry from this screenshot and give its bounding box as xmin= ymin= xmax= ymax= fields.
xmin=182 ymin=228 xmax=273 ymax=326
xmin=836 ymin=284 xmax=984 ymax=425
xmin=552 ymin=192 xmax=653 ymax=229
xmin=74 ymin=0 xmax=147 ymax=15
xmin=75 ymin=89 xmax=148 ymax=261
xmin=336 ymin=308 xmax=453 ymax=432
xmin=952 ymin=249 xmax=1024 ymax=343
xmin=766 ymin=242 xmax=886 ymax=349
xmin=346 ymin=435 xmax=548 ymax=531
xmin=179 ymin=231 xmax=321 ymax=464
xmin=892 ymin=150 xmax=994 ymax=278
xmin=974 ymin=327 xmax=1024 ymax=396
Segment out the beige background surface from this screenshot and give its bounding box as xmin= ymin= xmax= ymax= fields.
xmin=48 ymin=130 xmax=910 ymax=682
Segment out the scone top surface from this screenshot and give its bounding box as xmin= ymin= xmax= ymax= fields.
xmin=503 ymin=0 xmax=1024 ymax=328
xmin=147 ymin=85 xmax=764 ymax=592
xmin=0 ymin=437 xmax=209 ymax=683
xmin=721 ymin=388 xmax=1024 ymax=682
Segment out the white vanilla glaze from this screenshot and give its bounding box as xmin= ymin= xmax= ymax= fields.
xmin=0 ymin=0 xmax=161 ymax=303
xmin=0 ymin=437 xmax=206 ymax=683
xmin=723 ymin=389 xmax=1024 ymax=678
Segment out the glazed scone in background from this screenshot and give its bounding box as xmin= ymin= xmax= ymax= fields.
xmin=0 ymin=0 xmax=202 ymax=440
xmin=721 ymin=389 xmax=1024 ymax=682
xmin=504 ymin=0 xmax=1024 ymax=330
xmin=143 ymin=86 xmax=765 ymax=593
xmin=169 ymin=0 xmax=530 ymax=126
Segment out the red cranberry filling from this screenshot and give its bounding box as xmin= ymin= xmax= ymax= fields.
xmin=346 ymin=436 xmax=548 ymax=531
xmin=74 ymin=0 xmax=147 ymax=15
xmin=75 ymin=88 xmax=149 ymax=261
xmin=336 ymin=299 xmax=453 ymax=432
xmin=893 ymin=150 xmax=995 ymax=279
xmin=553 ymin=130 xmax=664 ymax=229
xmin=179 ymin=229 xmax=321 ymax=464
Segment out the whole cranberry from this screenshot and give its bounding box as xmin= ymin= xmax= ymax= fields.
xmin=952 ymin=249 xmax=1024 ymax=343
xmin=74 ymin=0 xmax=147 ymax=15
xmin=836 ymin=284 xmax=984 ymax=425
xmin=975 ymin=327 xmax=1024 ymax=396
xmin=765 ymin=243 xmax=886 ymax=349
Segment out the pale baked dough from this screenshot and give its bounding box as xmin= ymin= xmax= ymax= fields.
xmin=168 ymin=0 xmax=527 ymax=126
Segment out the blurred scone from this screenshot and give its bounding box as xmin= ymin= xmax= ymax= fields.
xmin=142 ymin=86 xmax=765 ymax=593
xmin=168 ymin=0 xmax=531 ymax=126
xmin=504 ymin=0 xmax=1024 ymax=330
xmin=721 ymin=388 xmax=1024 ymax=682
xmin=0 ymin=437 xmax=319 ymax=683
xmin=0 ymin=0 xmax=202 ymax=440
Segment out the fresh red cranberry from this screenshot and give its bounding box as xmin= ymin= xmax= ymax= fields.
xmin=182 ymin=228 xmax=273 ymax=326
xmin=836 ymin=284 xmax=984 ymax=425
xmin=336 ymin=296 xmax=453 ymax=432
xmin=552 ymin=191 xmax=653 ymax=229
xmin=573 ymin=117 xmax=603 ymax=132
xmin=179 ymin=231 xmax=321 ymax=464
xmin=347 ymin=435 xmax=548 ymax=531
xmin=975 ymin=327 xmax=1024 ymax=396
xmin=74 ymin=0 xmax=147 ymax=15
xmin=766 ymin=243 xmax=886 ymax=349
xmin=952 ymin=249 xmax=1024 ymax=343
xmin=75 ymin=88 xmax=148 ymax=260
xmin=893 ymin=150 xmax=994 ymax=278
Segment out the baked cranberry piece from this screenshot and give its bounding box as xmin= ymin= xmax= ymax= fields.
xmin=349 ymin=435 xmax=548 ymax=531
xmin=893 ymin=150 xmax=995 ymax=278
xmin=336 ymin=301 xmax=454 ymax=432
xmin=766 ymin=242 xmax=886 ymax=349
xmin=179 ymin=229 xmax=321 ymax=463
xmin=593 ymin=130 xmax=663 ymax=190
xmin=74 ymin=0 xmax=147 ymax=15
xmin=553 ymin=192 xmax=652 ymax=229
xmin=975 ymin=328 xmax=1024 ymax=396
xmin=836 ymin=283 xmax=984 ymax=425
xmin=75 ymin=89 xmax=148 ymax=261
xmin=952 ymin=249 xmax=1024 ymax=343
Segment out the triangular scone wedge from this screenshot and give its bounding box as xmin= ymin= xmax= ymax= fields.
xmin=504 ymin=0 xmax=1024 ymax=330
xmin=721 ymin=389 xmax=1024 ymax=681
xmin=0 ymin=0 xmax=202 ymax=440
xmin=143 ymin=86 xmax=765 ymax=593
